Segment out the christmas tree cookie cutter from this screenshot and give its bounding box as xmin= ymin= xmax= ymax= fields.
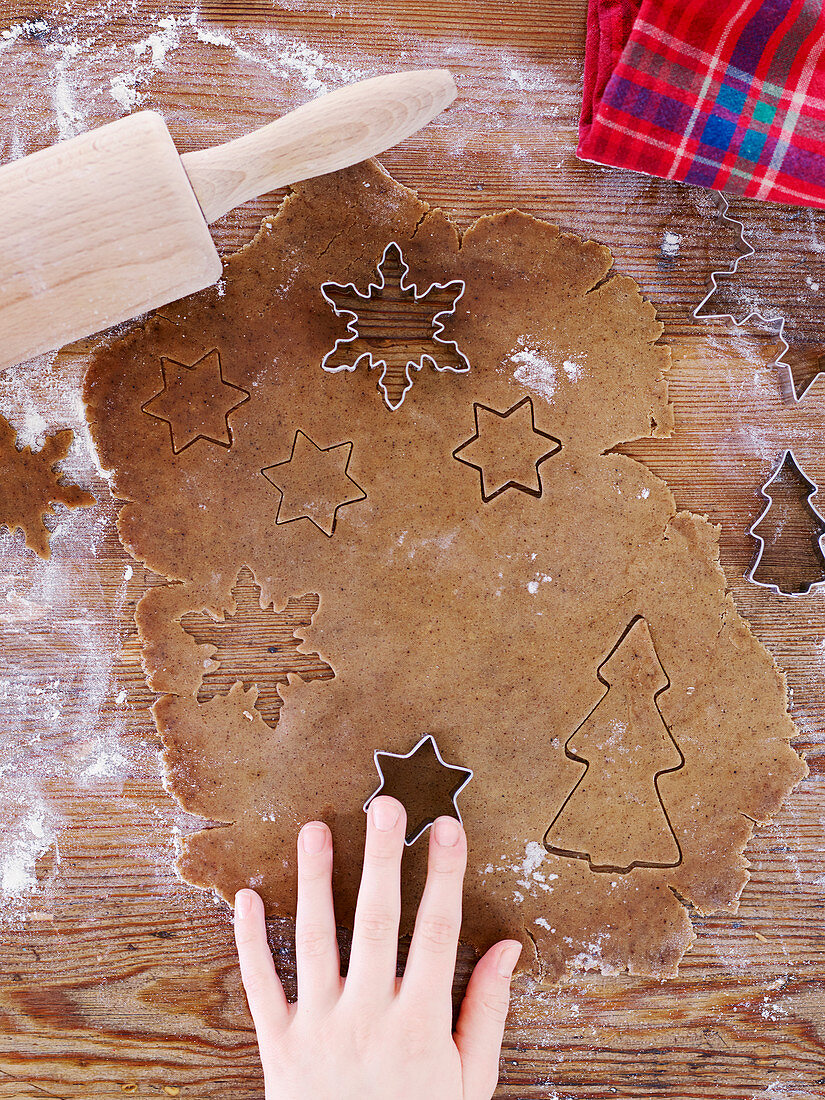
xmin=363 ymin=733 xmax=473 ymax=845
xmin=692 ymin=193 xmax=804 ymax=400
xmin=747 ymin=448 xmax=825 ymax=596
xmin=320 ymin=241 xmax=470 ymax=411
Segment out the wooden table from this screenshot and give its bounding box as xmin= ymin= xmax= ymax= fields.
xmin=0 ymin=1 xmax=823 ymax=1096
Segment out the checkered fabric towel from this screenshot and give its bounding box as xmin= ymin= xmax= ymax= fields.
xmin=578 ymin=0 xmax=825 ymax=208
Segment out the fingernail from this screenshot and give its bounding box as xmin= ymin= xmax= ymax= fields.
xmin=434 ymin=815 xmax=461 ymax=846
xmin=497 ymin=942 xmax=522 ymax=978
xmin=234 ymin=890 xmax=252 ymax=919
xmin=301 ymin=823 xmax=327 ymax=854
xmin=371 ymin=797 xmax=400 ymax=831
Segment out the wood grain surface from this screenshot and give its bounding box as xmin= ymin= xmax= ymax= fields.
xmin=0 ymin=1 xmax=823 ymax=1097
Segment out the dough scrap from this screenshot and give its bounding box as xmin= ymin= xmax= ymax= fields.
xmin=84 ymin=160 xmax=806 ymax=980
xmin=0 ymin=414 xmax=95 ymax=558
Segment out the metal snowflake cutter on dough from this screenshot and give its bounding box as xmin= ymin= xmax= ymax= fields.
xmin=320 ymin=240 xmax=470 ymax=411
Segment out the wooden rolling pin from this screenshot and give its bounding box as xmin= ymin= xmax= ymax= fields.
xmin=0 ymin=69 xmax=456 ymax=371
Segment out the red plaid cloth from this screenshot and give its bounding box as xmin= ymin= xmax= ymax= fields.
xmin=578 ymin=0 xmax=825 ymax=208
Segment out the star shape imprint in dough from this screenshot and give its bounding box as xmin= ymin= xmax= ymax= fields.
xmin=142 ymin=350 xmax=250 ymax=454
xmin=262 ymin=431 xmax=367 ymax=537
xmin=452 ymin=396 xmax=561 ymax=502
xmin=365 ymin=734 xmax=473 ymax=845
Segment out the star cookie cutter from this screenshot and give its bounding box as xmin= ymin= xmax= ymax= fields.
xmin=363 ymin=733 xmax=474 ymax=846
xmin=746 ymin=447 xmax=825 ymax=596
xmin=693 ymin=193 xmax=802 ymax=400
xmin=320 ymin=241 xmax=471 ymax=411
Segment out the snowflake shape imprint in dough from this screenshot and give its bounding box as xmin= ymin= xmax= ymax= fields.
xmin=180 ymin=566 xmax=333 ymax=728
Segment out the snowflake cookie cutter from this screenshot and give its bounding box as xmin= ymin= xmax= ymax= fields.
xmin=320 ymin=241 xmax=471 ymax=412
xmin=746 ymin=448 xmax=825 ymax=596
xmin=363 ymin=733 xmax=474 ymax=846
xmin=692 ymin=192 xmax=804 ymax=401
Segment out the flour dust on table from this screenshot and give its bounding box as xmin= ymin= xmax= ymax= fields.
xmin=83 ymin=159 xmax=806 ymax=982
xmin=0 ymin=359 xmax=141 ymax=925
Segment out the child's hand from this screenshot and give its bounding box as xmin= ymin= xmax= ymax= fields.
xmin=233 ymin=795 xmax=522 ymax=1100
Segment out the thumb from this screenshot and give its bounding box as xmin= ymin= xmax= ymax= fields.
xmin=454 ymin=939 xmax=522 ymax=1100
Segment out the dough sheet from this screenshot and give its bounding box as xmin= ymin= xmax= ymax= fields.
xmin=83 ymin=161 xmax=806 ymax=979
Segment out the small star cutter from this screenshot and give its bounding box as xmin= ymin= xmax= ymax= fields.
xmin=746 ymin=447 xmax=825 ymax=596
xmin=320 ymin=241 xmax=471 ymax=411
xmin=363 ymin=733 xmax=474 ymax=846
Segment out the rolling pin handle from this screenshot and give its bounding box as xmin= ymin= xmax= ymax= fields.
xmin=181 ymin=69 xmax=456 ymax=224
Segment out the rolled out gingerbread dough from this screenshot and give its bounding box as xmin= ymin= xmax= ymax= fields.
xmin=84 ymin=160 xmax=805 ymax=980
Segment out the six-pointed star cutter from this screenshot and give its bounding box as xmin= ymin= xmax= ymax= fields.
xmin=363 ymin=734 xmax=474 ymax=845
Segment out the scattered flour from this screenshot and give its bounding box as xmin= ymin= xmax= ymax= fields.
xmin=479 ymin=839 xmax=559 ymax=904
xmin=0 ymin=800 xmax=59 ymax=901
xmin=661 ymin=229 xmax=682 ymax=258
xmin=273 ymin=39 xmax=365 ymax=94
xmin=564 ymin=933 xmax=618 ymax=975
xmin=109 ymin=71 xmax=141 ymax=110
xmin=0 ymin=5 xmax=377 ymax=160
xmin=510 ymin=342 xmax=558 ymax=402
xmin=760 ymin=997 xmax=789 ymax=1021
xmin=196 ymin=26 xmax=233 ymax=48
xmin=0 ymin=3 xmax=581 ymax=196
xmin=52 ymin=45 xmax=84 ymax=141
xmin=527 ymin=572 xmax=552 ymax=595
xmin=508 ymin=339 xmax=587 ymax=403
xmin=0 ymin=354 xmax=139 ymax=921
xmin=134 ymin=12 xmax=195 ymax=69
xmin=1 ymin=19 xmax=49 ymax=47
